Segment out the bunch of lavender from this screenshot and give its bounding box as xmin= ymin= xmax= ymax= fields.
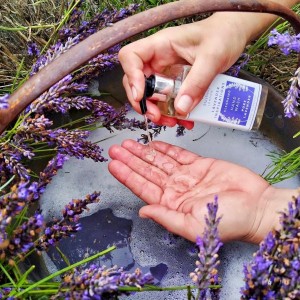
xmin=190 ymin=196 xmax=223 ymax=300
xmin=0 ymin=3 xmax=156 ymax=191
xmin=53 ymin=265 xmax=154 ymax=299
xmin=241 ymin=194 xmax=300 ymax=299
xmin=0 ymin=152 xmax=69 ymax=262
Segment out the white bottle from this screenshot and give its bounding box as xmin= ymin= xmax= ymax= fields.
xmin=144 ymin=65 xmax=268 ymax=131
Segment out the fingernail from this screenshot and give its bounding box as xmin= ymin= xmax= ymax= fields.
xmin=177 ymin=95 xmax=193 ymax=113
xmin=131 ymin=85 xmax=138 ymax=101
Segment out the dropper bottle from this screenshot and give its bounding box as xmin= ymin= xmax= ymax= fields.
xmin=143 ymin=65 xmax=268 ymax=131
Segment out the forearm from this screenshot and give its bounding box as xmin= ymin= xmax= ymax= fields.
xmin=213 ymin=0 xmax=299 ymax=45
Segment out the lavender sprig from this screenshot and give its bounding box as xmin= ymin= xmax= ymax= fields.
xmin=62 ymin=191 xmax=100 ymax=222
xmin=281 ymin=67 xmax=300 ymax=118
xmin=36 ymin=191 xmax=100 ymax=252
xmin=190 ymin=196 xmax=223 ymax=300
xmin=241 ymin=193 xmax=300 ymax=299
xmin=53 ymin=264 xmax=153 ymax=299
xmin=268 ymin=29 xmax=300 ymax=55
xmin=226 ymin=53 xmax=250 ymax=77
xmin=58 ymin=4 xmax=140 ymax=43
xmin=7 ymin=212 xmax=44 ymax=258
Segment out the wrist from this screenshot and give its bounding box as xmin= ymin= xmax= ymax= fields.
xmin=213 ymin=0 xmax=298 ymax=44
xmin=249 ymin=186 xmax=298 ymax=244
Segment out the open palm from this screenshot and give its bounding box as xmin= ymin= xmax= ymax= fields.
xmin=108 ymin=139 xmax=271 ymax=243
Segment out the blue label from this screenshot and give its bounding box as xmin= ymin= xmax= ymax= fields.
xmin=218 ymin=81 xmax=254 ymax=126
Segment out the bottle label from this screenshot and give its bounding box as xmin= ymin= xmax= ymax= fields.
xmin=188 ymin=74 xmax=262 ymax=131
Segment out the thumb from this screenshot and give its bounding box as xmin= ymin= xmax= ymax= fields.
xmin=174 ymin=54 xmax=221 ymax=115
xmin=139 ymin=204 xmax=194 ymax=241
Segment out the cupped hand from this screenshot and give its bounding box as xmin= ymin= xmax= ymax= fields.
xmin=108 ymin=139 xmax=274 ymax=243
xmin=118 ymin=13 xmax=248 ymax=128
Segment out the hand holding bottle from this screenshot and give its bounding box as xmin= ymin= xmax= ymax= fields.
xmin=118 ymin=13 xmax=267 ymax=128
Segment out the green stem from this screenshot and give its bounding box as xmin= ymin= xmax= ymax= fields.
xmin=0 ymin=24 xmax=56 ymax=31
xmin=17 ymin=265 xmax=35 ymax=288
xmin=41 ymin=0 xmax=82 ymax=53
xmin=0 ymin=175 xmax=15 ymax=192
xmin=118 ymin=284 xmax=221 ymax=292
xmin=12 ymin=246 xmax=116 ymax=298
xmin=0 ymin=262 xmax=17 ymax=288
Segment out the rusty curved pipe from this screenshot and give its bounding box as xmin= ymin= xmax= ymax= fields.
xmin=1 ymin=0 xmax=300 ymax=134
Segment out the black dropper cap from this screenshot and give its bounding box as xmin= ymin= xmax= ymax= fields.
xmin=140 ymin=75 xmax=155 ymax=115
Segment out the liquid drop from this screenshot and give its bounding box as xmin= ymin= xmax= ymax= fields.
xmin=144 ymin=115 xmax=157 ymax=161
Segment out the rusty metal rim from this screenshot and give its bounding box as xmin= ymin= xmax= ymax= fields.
xmin=1 ymin=0 xmax=300 ymax=134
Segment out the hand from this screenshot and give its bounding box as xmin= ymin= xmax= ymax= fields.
xmin=118 ymin=13 xmax=249 ymax=128
xmin=108 ymin=140 xmax=296 ymax=243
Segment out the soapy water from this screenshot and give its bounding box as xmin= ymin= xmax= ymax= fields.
xmin=40 ymin=113 xmax=300 ymax=299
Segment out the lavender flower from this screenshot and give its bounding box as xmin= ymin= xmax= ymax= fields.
xmin=46 ymin=128 xmax=106 ymax=162
xmin=53 ymin=264 xmax=153 ymax=299
xmin=0 ymin=145 xmax=30 ymax=180
xmin=190 ymin=196 xmax=223 ymax=300
xmin=281 ymin=67 xmax=300 ymax=118
xmin=268 ymin=29 xmax=300 ymax=55
xmin=31 ymin=36 xmax=80 ymax=75
xmin=226 ymin=53 xmax=250 ymax=77
xmin=0 ymin=94 xmax=9 ymax=110
xmin=38 ymin=153 xmax=69 ymax=194
xmin=0 ymin=181 xmax=40 ymax=259
xmin=62 ymin=192 xmax=100 ymax=222
xmin=7 ymin=212 xmax=43 ymax=257
xmin=58 ymin=4 xmax=139 ymax=44
xmin=267 ymin=30 xmax=300 ymax=118
xmin=28 ymin=74 xmax=88 ymax=114
xmin=36 ymin=191 xmax=100 ymax=251
xmin=27 ymin=42 xmax=40 ymax=57
xmin=241 ymin=194 xmax=300 ymax=299
xmin=36 ymin=222 xmax=82 ymax=251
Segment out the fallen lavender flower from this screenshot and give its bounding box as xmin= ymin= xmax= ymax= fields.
xmin=241 ymin=194 xmax=300 ymax=299
xmin=53 ymin=264 xmax=154 ymax=299
xmin=190 ymin=196 xmax=223 ymax=300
